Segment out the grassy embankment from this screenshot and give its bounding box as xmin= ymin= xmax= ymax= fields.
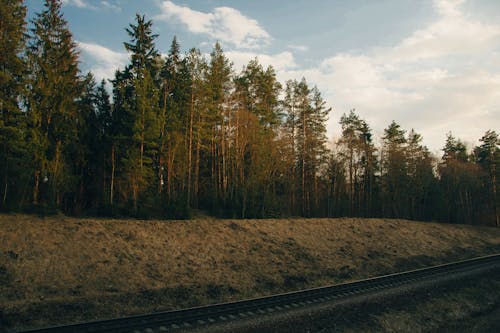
xmin=1 ymin=214 xmax=500 ymax=331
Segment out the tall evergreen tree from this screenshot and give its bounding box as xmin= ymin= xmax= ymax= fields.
xmin=380 ymin=121 xmax=408 ymax=218
xmin=205 ymin=42 xmax=233 ymax=210
xmin=439 ymin=133 xmax=483 ymax=224
xmin=183 ymin=48 xmax=207 ymax=208
xmin=338 ymin=110 xmax=377 ymax=217
xmin=26 ymin=0 xmax=81 ymax=210
xmin=88 ymin=79 xmax=112 ymax=211
xmin=157 ymin=36 xmax=186 ymax=208
xmin=281 ymin=80 xmax=301 ymax=214
xmin=109 ymin=66 xmax=134 ymax=209
xmin=236 ymin=59 xmax=281 ymax=129
xmin=406 ymin=129 xmax=436 ymax=220
xmin=474 ymin=130 xmax=499 ymax=226
xmin=0 ymin=0 xmax=28 ymax=210
xmin=233 ymin=59 xmax=283 ymax=217
xmin=120 ymin=14 xmax=161 ymax=214
xmin=72 ymin=72 xmax=97 ymax=214
xmin=295 ymin=79 xmax=330 ymax=216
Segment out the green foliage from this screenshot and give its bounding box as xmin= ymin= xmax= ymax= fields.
xmin=0 ymin=0 xmax=28 ymax=210
xmin=337 ymin=110 xmax=377 ymax=216
xmin=26 ymin=0 xmax=81 ymax=210
xmin=2 ymin=6 xmax=497 ymax=225
xmin=474 ymin=130 xmax=499 ymax=226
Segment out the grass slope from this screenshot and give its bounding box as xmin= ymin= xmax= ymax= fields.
xmin=1 ymin=214 xmax=500 ymax=331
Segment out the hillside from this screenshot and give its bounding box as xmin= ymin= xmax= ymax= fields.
xmin=1 ymin=214 xmax=500 ymax=331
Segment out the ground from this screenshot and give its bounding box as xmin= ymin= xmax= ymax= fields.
xmin=1 ymin=214 xmax=500 ymax=331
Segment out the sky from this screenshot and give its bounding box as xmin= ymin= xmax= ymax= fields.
xmin=26 ymin=0 xmax=500 ymax=153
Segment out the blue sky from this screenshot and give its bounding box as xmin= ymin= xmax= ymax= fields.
xmin=26 ymin=0 xmax=500 ymax=152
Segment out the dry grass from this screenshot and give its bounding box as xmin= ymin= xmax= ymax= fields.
xmin=1 ymin=214 xmax=500 ymax=330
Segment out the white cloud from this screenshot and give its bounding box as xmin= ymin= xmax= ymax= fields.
xmin=276 ymin=0 xmax=500 ymax=151
xmin=100 ymin=1 xmax=121 ymax=12
xmin=77 ymin=41 xmax=128 ymax=81
xmin=288 ymin=44 xmax=309 ymax=52
xmin=63 ymin=0 xmax=121 ymax=11
xmin=74 ymin=0 xmax=499 ymax=150
xmin=226 ymin=51 xmax=297 ymax=73
xmin=156 ymin=1 xmax=271 ymax=49
xmin=378 ymin=0 xmax=500 ymax=63
xmin=62 ymin=0 xmax=96 ymax=9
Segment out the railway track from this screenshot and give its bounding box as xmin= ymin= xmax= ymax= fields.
xmin=20 ymin=254 xmax=500 ymax=333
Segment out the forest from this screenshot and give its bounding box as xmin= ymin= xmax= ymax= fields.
xmin=1 ymin=0 xmax=498 ymax=225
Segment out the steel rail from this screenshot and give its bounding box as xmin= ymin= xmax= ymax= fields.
xmin=19 ymin=253 xmax=500 ymax=333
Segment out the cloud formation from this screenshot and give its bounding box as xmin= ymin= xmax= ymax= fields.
xmin=100 ymin=1 xmax=121 ymax=12
xmin=62 ymin=0 xmax=121 ymax=11
xmin=73 ymin=0 xmax=499 ymax=151
xmin=227 ymin=51 xmax=297 ymax=73
xmin=62 ymin=0 xmax=95 ymax=9
xmin=271 ymin=0 xmax=500 ymax=151
xmin=288 ymin=44 xmax=309 ymax=52
xmin=156 ymin=1 xmax=271 ymax=49
xmin=77 ymin=41 xmax=128 ymax=81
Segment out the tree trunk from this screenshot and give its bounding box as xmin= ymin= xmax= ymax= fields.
xmin=187 ymin=88 xmax=194 ymax=206
xmin=492 ymin=163 xmax=498 ymax=227
xmin=33 ymin=170 xmax=40 ymax=205
xmin=3 ymin=174 xmax=8 ymax=207
xmin=302 ymin=112 xmax=306 ymax=216
xmin=194 ymin=113 xmax=201 ymax=208
xmin=110 ymin=144 xmax=115 ymax=206
xmin=54 ymin=140 xmax=61 ymax=206
xmin=159 ymin=79 xmax=168 ymax=194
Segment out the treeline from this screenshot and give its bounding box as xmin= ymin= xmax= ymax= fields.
xmin=1 ymin=0 xmax=498 ymax=225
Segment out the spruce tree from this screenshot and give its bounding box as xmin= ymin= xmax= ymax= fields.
xmin=27 ymin=0 xmax=81 ymax=209
xmin=0 ymin=0 xmax=28 ymax=210
xmin=338 ymin=110 xmax=377 ymax=216
xmin=295 ymin=79 xmax=330 ymax=216
xmin=73 ymin=72 xmax=97 ymax=213
xmin=281 ymin=80 xmax=299 ymax=214
xmin=381 ymin=121 xmax=408 ymax=218
xmin=206 ymin=42 xmax=232 ymax=210
xmin=474 ymin=130 xmax=499 ymax=226
xmin=406 ymin=129 xmax=435 ymax=220
xmin=439 ymin=133 xmax=483 ymax=224
xmin=93 ymin=80 xmax=113 ymax=209
xmin=121 ymin=14 xmax=161 ymax=214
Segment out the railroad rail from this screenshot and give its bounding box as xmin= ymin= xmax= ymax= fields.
xmin=20 ymin=253 xmax=500 ymax=333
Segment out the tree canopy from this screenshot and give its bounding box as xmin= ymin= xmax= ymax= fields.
xmin=0 ymin=1 xmax=498 ymax=226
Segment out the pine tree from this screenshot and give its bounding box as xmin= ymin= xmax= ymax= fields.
xmin=206 ymin=42 xmax=232 ymax=210
xmin=235 ymin=59 xmax=281 ymax=128
xmin=380 ymin=121 xmax=408 ymax=218
xmin=0 ymin=0 xmax=28 ymax=210
xmin=442 ymin=132 xmax=468 ymax=162
xmin=233 ymin=59 xmax=283 ymax=217
xmin=93 ymin=80 xmax=112 ymax=209
xmin=158 ymin=36 xmax=184 ymax=206
xmin=121 ymin=14 xmax=161 ymax=214
xmin=439 ymin=133 xmax=483 ymax=224
xmin=109 ymin=67 xmax=134 ymax=209
xmin=474 ymin=130 xmax=499 ymax=226
xmin=295 ymin=79 xmax=330 ymax=216
xmin=183 ymin=48 xmax=207 ymax=208
xmin=73 ymin=72 xmax=97 ymax=213
xmin=338 ymin=110 xmax=377 ymax=216
xmin=27 ymin=0 xmax=81 ymax=209
xmin=281 ymin=80 xmax=300 ymax=214
xmin=406 ymin=129 xmax=435 ymax=220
